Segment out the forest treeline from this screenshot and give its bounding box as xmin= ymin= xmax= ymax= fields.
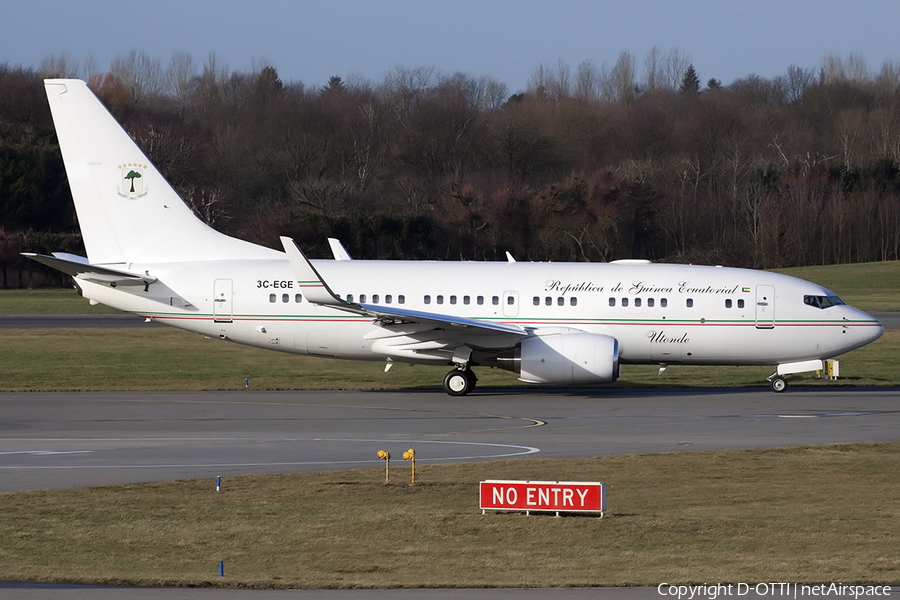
xmin=2 ymin=49 xmax=900 ymax=287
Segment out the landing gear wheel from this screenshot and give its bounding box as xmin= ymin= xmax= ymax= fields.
xmin=770 ymin=376 xmax=787 ymax=393
xmin=444 ymin=368 xmax=476 ymax=396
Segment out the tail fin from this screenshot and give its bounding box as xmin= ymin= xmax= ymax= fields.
xmin=44 ymin=79 xmax=278 ymax=265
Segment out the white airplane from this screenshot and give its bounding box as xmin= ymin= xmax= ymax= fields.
xmin=26 ymin=79 xmax=884 ymax=395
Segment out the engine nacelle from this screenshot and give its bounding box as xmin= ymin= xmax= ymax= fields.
xmin=504 ymin=332 xmax=620 ymax=384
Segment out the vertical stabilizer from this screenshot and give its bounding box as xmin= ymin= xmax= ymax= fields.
xmin=44 ymin=79 xmax=278 ymax=265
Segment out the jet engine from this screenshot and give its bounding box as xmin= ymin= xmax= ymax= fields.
xmin=493 ymin=332 xmax=620 ymax=384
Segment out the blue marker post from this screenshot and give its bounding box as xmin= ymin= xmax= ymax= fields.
xmin=216 ymin=476 xmax=221 ymax=492
xmin=245 ymin=378 xmax=249 ymax=388
xmin=219 ymin=560 xmax=224 ymax=577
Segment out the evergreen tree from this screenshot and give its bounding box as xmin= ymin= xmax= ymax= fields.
xmin=680 ymin=64 xmax=700 ymax=93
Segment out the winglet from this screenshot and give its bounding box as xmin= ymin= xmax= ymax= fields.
xmin=327 ymin=238 xmax=353 ymax=260
xmin=280 ymin=236 xmax=343 ymax=305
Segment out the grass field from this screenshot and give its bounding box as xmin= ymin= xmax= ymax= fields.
xmin=0 ymin=327 xmax=896 ymax=391
xmin=1 ymin=443 xmax=897 ymax=588
xmin=772 ymin=261 xmax=900 ymax=311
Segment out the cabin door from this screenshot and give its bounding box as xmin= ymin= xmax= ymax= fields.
xmin=213 ymin=279 xmax=234 ymax=323
xmin=755 ymin=284 xmax=775 ymax=329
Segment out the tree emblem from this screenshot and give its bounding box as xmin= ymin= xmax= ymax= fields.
xmin=124 ymin=170 xmax=142 ymax=193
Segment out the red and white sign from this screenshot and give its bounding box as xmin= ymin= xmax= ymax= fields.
xmin=480 ymin=480 xmax=606 ymax=514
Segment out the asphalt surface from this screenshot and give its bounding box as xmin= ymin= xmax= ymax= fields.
xmin=3 ymin=387 xmax=900 ymax=493
xmin=3 ymin=388 xmax=898 ymax=599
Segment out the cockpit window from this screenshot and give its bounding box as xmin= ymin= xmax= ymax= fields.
xmin=804 ymin=295 xmax=845 ymax=309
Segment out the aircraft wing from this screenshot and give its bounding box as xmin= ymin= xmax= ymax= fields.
xmin=280 ymin=237 xmax=526 ymax=336
xmin=23 ymin=252 xmax=157 ymax=287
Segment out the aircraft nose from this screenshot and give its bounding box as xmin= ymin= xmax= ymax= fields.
xmin=854 ymin=309 xmax=884 ymax=344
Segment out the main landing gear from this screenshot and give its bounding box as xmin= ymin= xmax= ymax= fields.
xmin=443 ymin=367 xmax=477 ymax=396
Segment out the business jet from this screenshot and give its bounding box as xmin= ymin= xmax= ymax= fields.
xmin=25 ymin=79 xmax=884 ymax=395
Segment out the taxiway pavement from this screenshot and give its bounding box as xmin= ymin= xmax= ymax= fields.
xmin=2 ymin=387 xmax=899 ymax=493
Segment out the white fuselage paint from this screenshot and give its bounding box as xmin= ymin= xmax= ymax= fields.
xmin=76 ymin=259 xmax=883 ymax=368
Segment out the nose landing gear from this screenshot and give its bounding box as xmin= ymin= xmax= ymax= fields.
xmin=769 ymin=375 xmax=787 ymax=393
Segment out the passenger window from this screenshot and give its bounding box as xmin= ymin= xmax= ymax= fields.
xmin=557 ymin=297 xmax=564 ymax=306
xmin=570 ymin=297 xmax=577 ymax=307
xmin=360 ymin=294 xmax=367 ymax=303
xmin=609 ymin=297 xmax=616 ymax=307
xmin=634 ymin=298 xmax=642 ymax=307
xmin=385 ymin=295 xmax=392 ymax=304
xmin=437 ymin=295 xmax=444 ymax=305
xmin=648 ymin=298 xmax=655 ymax=307
xmin=533 ymin=297 xmax=540 ymax=306
xmin=492 ymin=296 xmax=499 ymax=305
xmin=661 ymin=298 xmax=668 ymax=308
xmin=545 ymin=297 xmax=552 ymax=306
xmin=737 ymin=299 xmax=744 ymax=309
xmin=450 ymin=295 xmax=457 ymax=305
xmin=463 ymin=295 xmax=470 ymax=305
xmin=399 ymin=295 xmax=405 ymax=304
xmin=507 ymin=295 xmax=515 ymax=305
xmin=269 ymin=293 xmax=276 ymax=303
xmin=424 ymin=295 xmax=431 ymax=305
xmin=622 ymin=298 xmax=629 ymax=307
xmin=346 ymin=294 xmax=354 ymax=303
xmin=477 ymin=296 xmax=484 ymax=305
xmin=295 ymin=294 xmax=302 ymax=303
xmin=372 ymin=294 xmax=380 ymax=303
xmin=282 ymin=293 xmax=289 ymax=303
xmin=725 ymin=299 xmax=732 ymax=308
xmin=686 ymin=298 xmax=693 ymax=308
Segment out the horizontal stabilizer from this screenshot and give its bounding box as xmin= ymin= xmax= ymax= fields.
xmin=22 ymin=253 xmax=156 ymax=287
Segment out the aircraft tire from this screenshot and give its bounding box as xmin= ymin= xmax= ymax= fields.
xmin=444 ymin=369 xmax=473 ymax=396
xmin=770 ymin=376 xmax=787 ymax=393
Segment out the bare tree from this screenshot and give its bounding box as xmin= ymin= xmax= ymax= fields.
xmin=821 ymin=52 xmax=869 ymax=83
xmin=644 ymin=46 xmax=663 ymax=92
xmin=574 ymin=59 xmax=601 ymax=102
xmin=662 ymin=48 xmax=691 ymax=90
xmin=782 ymin=64 xmax=814 ymax=105
xmin=166 ymin=51 xmax=196 ymax=111
xmin=83 ymin=53 xmax=99 ymax=80
xmin=605 ymin=52 xmax=637 ymax=104
xmin=875 ymin=59 xmax=900 ymax=91
xmin=528 ymin=60 xmax=571 ymax=101
xmin=39 ymin=52 xmax=80 ymax=79
xmin=110 ymin=49 xmax=163 ymax=105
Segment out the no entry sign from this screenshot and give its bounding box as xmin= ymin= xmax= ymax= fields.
xmin=480 ymin=480 xmax=606 ymax=516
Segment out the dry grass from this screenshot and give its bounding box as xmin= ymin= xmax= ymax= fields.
xmin=1 ymin=443 xmax=898 ymax=588
xmin=774 ymin=261 xmax=900 ymax=311
xmin=0 ymin=327 xmax=897 ymax=391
